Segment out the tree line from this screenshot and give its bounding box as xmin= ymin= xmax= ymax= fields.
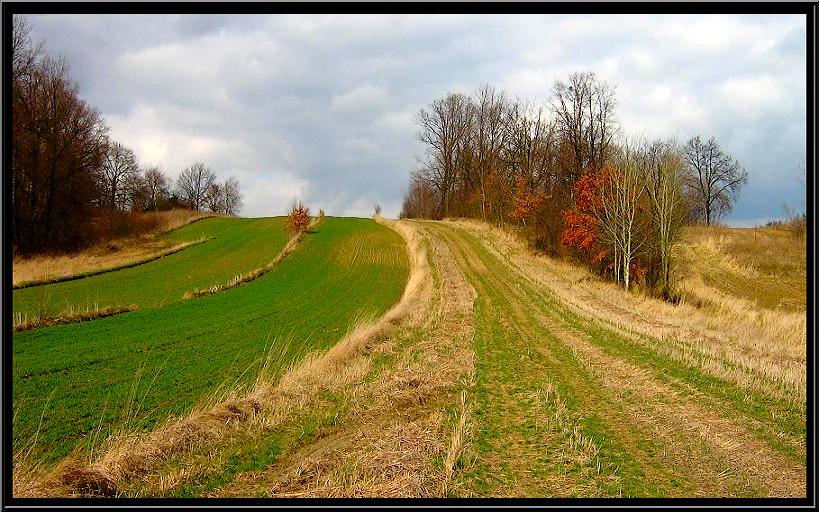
xmin=11 ymin=17 xmax=243 ymax=254
xmin=400 ymin=72 xmax=748 ymax=296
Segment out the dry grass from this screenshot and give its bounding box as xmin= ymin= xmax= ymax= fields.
xmin=440 ymin=390 xmax=471 ymax=497
xmin=555 ymin=321 xmax=805 ymax=497
xmin=12 ymin=303 xmax=139 ymax=332
xmin=13 ymin=210 xmax=212 ymax=287
xmin=183 ymin=217 xmax=322 ymax=299
xmin=14 ymin=236 xmax=211 ymax=290
xmin=449 ymin=219 xmax=806 ymax=407
xmin=676 ymin=225 xmax=806 ymax=312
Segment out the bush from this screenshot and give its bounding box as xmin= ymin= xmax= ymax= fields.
xmin=287 ymin=201 xmax=311 ymax=235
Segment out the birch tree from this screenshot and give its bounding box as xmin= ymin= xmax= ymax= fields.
xmin=644 ymin=140 xmax=685 ymax=295
xmin=593 ymin=146 xmax=646 ymax=290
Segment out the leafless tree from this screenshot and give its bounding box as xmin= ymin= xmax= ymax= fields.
xmin=550 ymin=71 xmax=618 ymax=183
xmin=11 ymin=17 xmax=108 ymax=252
xmin=682 ymin=136 xmax=748 ymax=226
xmin=504 ymin=101 xmax=557 ymax=191
xmin=417 ymin=93 xmax=474 ymax=218
xmin=12 ymin=16 xmax=43 ymax=83
xmin=143 ymin=167 xmax=169 ymax=211
xmin=222 ymin=176 xmax=243 ymax=216
xmin=400 ymin=171 xmax=439 ymax=219
xmin=593 ymin=144 xmax=646 ymax=290
xmin=123 ymin=171 xmax=148 ymax=212
xmin=472 ymin=85 xmax=509 ymax=221
xmin=176 ymin=162 xmax=216 ymax=211
xmin=204 ymin=182 xmax=225 ymax=213
xmin=100 ymin=142 xmax=139 ymax=210
xmin=644 ymin=139 xmax=685 ymax=295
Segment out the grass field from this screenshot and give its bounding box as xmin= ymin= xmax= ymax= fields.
xmin=12 ymin=217 xmax=409 ymax=468
xmin=13 ymin=217 xmax=290 ymax=318
xmin=676 ymin=225 xmax=806 ymax=312
xmin=12 ymin=218 xmax=805 ymax=498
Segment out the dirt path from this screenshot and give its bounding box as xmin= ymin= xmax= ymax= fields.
xmin=429 ymin=222 xmax=805 ymax=498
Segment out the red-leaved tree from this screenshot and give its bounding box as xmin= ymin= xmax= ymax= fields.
xmin=561 ymin=170 xmax=609 ymax=266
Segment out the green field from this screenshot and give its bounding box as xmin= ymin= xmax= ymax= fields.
xmin=13 ymin=217 xmax=291 ymax=318
xmin=13 ymin=217 xmax=409 ymax=466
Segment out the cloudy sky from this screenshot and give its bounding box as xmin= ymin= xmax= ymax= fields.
xmin=27 ymin=13 xmax=807 ymax=224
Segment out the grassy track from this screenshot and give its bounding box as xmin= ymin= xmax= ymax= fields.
xmin=13 ymin=217 xmax=291 ymax=317
xmin=428 ymin=222 xmax=805 ymax=497
xmin=12 ymin=217 xmax=409 ymax=467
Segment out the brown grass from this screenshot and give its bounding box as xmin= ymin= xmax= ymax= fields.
xmin=12 ymin=304 xmax=139 ymax=332
xmin=13 ymin=210 xmax=212 ymax=287
xmin=676 ymin=225 xmax=806 ymax=312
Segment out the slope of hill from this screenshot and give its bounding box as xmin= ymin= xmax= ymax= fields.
xmin=13 ymin=217 xmax=292 ymax=318
xmin=12 ymin=217 xmax=409 ymax=471
xmin=13 ymin=219 xmax=805 ymax=498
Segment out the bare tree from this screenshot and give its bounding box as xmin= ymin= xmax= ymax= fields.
xmin=682 ymin=136 xmax=748 ymax=226
xmin=204 ymin=182 xmax=225 ymax=213
xmin=11 ymin=18 xmax=108 ymax=252
xmin=143 ymin=167 xmax=169 ymax=211
xmin=100 ymin=142 xmax=139 ymax=210
xmin=416 ymin=93 xmax=474 ymax=218
xmin=123 ymin=170 xmax=148 ymax=212
xmin=472 ymin=85 xmax=509 ymax=221
xmin=176 ymin=162 xmax=216 ymax=211
xmin=400 ymin=171 xmax=439 ymax=219
xmin=593 ymin=144 xmax=646 ymax=290
xmin=644 ymin=139 xmax=685 ymax=295
xmin=12 ymin=16 xmax=44 ymax=84
xmin=222 ymin=176 xmax=243 ymax=216
xmin=550 ymin=71 xmax=618 ymax=183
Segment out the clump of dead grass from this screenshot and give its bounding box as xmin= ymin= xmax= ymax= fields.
xmin=13 ymin=303 xmax=139 ymax=332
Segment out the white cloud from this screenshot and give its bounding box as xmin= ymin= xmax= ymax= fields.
xmin=29 ymin=13 xmax=807 ymax=224
xmin=330 ymin=85 xmax=390 ymax=114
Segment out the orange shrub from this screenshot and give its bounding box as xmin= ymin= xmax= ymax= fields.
xmin=287 ymin=201 xmax=311 ymax=234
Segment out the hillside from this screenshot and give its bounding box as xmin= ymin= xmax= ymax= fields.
xmin=12 ymin=217 xmax=409 ymax=473
xmin=12 ymin=218 xmax=805 ymax=498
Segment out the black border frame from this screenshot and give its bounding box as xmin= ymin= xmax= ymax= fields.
xmin=1 ymin=2 xmax=815 ymax=511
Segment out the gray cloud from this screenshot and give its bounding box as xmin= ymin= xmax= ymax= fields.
xmin=27 ymin=13 xmax=806 ymax=223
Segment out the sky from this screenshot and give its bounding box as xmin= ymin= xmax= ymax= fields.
xmin=26 ymin=13 xmax=807 ymax=225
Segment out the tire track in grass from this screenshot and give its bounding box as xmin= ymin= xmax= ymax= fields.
xmin=459 ymin=222 xmax=805 ymax=488
xmin=430 ymin=223 xmax=669 ymax=497
xmin=440 ymin=222 xmax=804 ymax=497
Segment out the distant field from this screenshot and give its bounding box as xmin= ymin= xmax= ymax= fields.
xmin=676 ymin=225 xmax=806 ymax=312
xmin=12 ymin=209 xmax=210 ymax=287
xmin=13 ymin=217 xmax=290 ymax=317
xmin=12 ymin=217 xmax=409 ymax=466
